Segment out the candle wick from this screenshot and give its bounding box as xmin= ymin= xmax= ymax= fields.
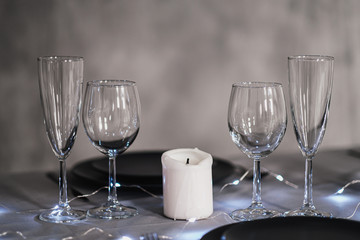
xmin=186 ymin=158 xmax=190 ymax=165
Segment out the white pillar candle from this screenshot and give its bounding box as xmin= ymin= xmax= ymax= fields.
xmin=161 ymin=148 xmax=213 ymax=220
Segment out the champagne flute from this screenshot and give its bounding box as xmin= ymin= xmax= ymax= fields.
xmin=228 ymin=82 xmax=287 ymax=221
xmin=82 ymin=80 xmax=140 ymax=219
xmin=38 ymin=56 xmax=86 ymax=223
xmin=285 ymin=55 xmax=334 ymax=217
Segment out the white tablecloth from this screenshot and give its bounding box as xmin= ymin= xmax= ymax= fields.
xmin=0 ymin=148 xmax=360 ymax=239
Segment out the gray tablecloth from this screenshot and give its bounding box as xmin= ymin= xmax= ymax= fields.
xmin=1 ymin=148 xmax=360 ymax=239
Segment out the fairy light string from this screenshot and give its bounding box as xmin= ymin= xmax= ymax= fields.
xmin=7 ymin=169 xmax=288 ymax=239
xmin=219 ymin=167 xmax=299 ymax=192
xmin=335 ymin=180 xmax=360 ymax=195
xmin=334 ymin=179 xmax=360 ymax=219
xmin=219 ymin=169 xmax=250 ymax=192
xmin=0 ymin=231 xmax=27 ymax=239
xmin=262 ymin=167 xmax=299 ymax=189
xmin=61 ymin=227 xmax=114 ymax=240
xmin=67 ymin=184 xmax=162 ymax=204
xmin=6 ymin=171 xmax=360 ymax=239
xmin=68 ymin=186 xmax=108 ymax=203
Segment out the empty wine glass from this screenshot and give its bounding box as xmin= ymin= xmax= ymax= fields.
xmin=285 ymin=55 xmax=334 ymax=217
xmin=228 ymin=82 xmax=287 ymax=221
xmin=38 ymin=56 xmax=86 ymax=223
xmin=82 ymin=80 xmax=140 ymax=219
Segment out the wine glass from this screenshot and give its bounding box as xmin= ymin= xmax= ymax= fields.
xmin=285 ymin=55 xmax=334 ymax=217
xmin=82 ymin=80 xmax=140 ymax=219
xmin=228 ymin=82 xmax=287 ymax=221
xmin=38 ymin=56 xmax=86 ymax=223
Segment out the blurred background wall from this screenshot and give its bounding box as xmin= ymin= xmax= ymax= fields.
xmin=1 ymin=0 xmax=359 ymax=173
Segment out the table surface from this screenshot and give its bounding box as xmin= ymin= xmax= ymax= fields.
xmin=1 ymin=148 xmax=360 ymax=240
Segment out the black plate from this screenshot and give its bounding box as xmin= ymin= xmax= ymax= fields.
xmin=70 ymin=150 xmax=236 ymax=192
xmin=200 ymin=223 xmax=236 ymax=240
xmin=220 ymin=217 xmax=360 ymax=240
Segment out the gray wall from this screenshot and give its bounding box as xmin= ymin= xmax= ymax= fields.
xmin=1 ymin=0 xmax=359 ymax=173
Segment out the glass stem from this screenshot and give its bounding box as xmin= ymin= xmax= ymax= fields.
xmin=58 ymin=159 xmax=69 ymax=209
xmin=108 ymin=155 xmax=118 ymax=205
xmin=303 ymin=157 xmax=314 ymax=209
xmin=251 ymin=159 xmax=263 ymax=208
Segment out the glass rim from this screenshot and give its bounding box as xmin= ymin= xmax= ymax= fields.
xmin=86 ymin=79 xmax=136 ymax=87
xmin=288 ymin=55 xmax=334 ymax=61
xmin=38 ymin=56 xmax=83 ymax=62
xmin=232 ymin=82 xmax=283 ymax=88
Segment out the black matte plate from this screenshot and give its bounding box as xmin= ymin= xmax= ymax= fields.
xmin=221 ymin=217 xmax=360 ymax=240
xmin=200 ymin=223 xmax=236 ymax=240
xmin=70 ymin=150 xmax=236 ymax=192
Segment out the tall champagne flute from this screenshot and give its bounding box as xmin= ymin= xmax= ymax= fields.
xmin=285 ymin=55 xmax=334 ymax=217
xmin=83 ymin=80 xmax=140 ymax=219
xmin=228 ymin=82 xmax=287 ymax=221
xmin=38 ymin=56 xmax=86 ymax=223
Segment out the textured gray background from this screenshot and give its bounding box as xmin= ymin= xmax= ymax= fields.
xmin=1 ymin=0 xmax=359 ymax=173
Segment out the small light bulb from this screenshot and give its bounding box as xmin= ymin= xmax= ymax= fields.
xmin=336 ymin=188 xmax=344 ymax=194
xmin=188 ymin=217 xmax=197 ymax=222
xmin=276 ymin=175 xmax=284 ymax=182
xmin=119 ymin=236 xmax=132 ymax=240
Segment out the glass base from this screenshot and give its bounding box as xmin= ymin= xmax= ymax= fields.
xmin=230 ymin=205 xmax=280 ymax=222
xmin=39 ymin=206 xmax=86 ymax=223
xmin=284 ymin=206 xmax=332 ymax=217
xmin=87 ymin=202 xmax=138 ymax=219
